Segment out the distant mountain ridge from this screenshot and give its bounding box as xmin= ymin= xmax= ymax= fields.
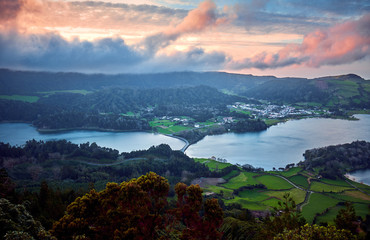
xmin=0 ymin=68 xmax=275 ymax=94
xmin=0 ymin=68 xmax=369 ymax=108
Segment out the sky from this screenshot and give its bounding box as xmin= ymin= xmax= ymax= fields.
xmin=0 ymin=0 xmax=369 ymax=78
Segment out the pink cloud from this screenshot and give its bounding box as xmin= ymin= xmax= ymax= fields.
xmin=166 ymin=0 xmax=226 ymax=35
xmin=231 ymin=14 xmax=370 ymax=70
xmin=142 ymin=0 xmax=227 ymax=55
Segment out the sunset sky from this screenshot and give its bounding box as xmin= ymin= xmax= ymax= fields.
xmin=0 ymin=0 xmax=369 ymax=78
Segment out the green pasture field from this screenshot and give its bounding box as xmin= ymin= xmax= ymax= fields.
xmin=0 ymin=95 xmax=39 ymax=103
xmin=222 ymin=170 xmax=240 ymax=181
xmin=230 ymin=188 xmax=305 ymax=210
xmin=315 ymin=203 xmax=369 ymax=225
xmin=237 ymin=189 xmax=269 ymax=201
xmin=199 ymin=160 xmax=369 ymax=224
xmin=150 ymin=119 xmax=192 ymax=134
xmin=264 ymin=119 xmax=284 ymax=126
xmin=194 ymin=158 xmax=232 ymax=171
xmin=315 ymin=205 xmax=342 ymax=225
xmin=222 ymin=172 xmax=260 ymax=189
xmin=347 ymin=179 xmax=370 ymax=190
xmin=289 ymin=174 xmax=309 ymax=189
xmin=265 ymin=189 xmax=306 ymax=205
xmin=224 ymin=197 xmax=269 ymax=211
xmin=276 ymin=167 xmax=302 ymax=177
xmin=302 ymin=193 xmax=341 ymax=223
xmin=230 ymin=108 xmax=251 ymax=115
xmin=255 ymin=175 xmax=293 ymax=190
xmin=326 ymin=190 xmax=370 ymax=204
xmin=205 ymin=185 xmax=234 ymax=198
xmin=149 ymin=119 xmax=174 ymax=127
xmin=320 ymin=178 xmax=352 ymax=187
xmin=261 ymin=198 xmax=281 ymax=208
xmin=310 ymin=181 xmax=353 ymax=193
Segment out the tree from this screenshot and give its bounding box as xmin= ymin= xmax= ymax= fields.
xmin=0 ymin=198 xmax=55 ymax=240
xmin=258 ymin=193 xmax=306 ymax=239
xmin=274 ymin=224 xmax=357 ymax=240
xmin=52 ymin=172 xmax=223 ymax=240
xmin=334 ymin=202 xmax=358 ymax=234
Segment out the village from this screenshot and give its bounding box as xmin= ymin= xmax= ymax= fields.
xmin=228 ymin=102 xmax=331 ymax=119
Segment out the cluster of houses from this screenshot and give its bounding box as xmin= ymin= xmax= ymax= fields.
xmin=228 ymin=102 xmax=331 ymax=119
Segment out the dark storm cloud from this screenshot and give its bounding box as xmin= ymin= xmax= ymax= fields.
xmin=0 ymin=29 xmax=227 ymax=73
xmin=0 ymin=30 xmax=144 ymax=72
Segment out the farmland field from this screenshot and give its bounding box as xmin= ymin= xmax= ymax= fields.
xmin=194 ymin=158 xmax=232 ymax=171
xmin=310 ymin=181 xmax=353 ymax=192
xmin=289 ymin=174 xmax=309 ymax=189
xmin=222 ymin=172 xmax=260 ymax=189
xmin=302 ymin=193 xmax=341 ymax=223
xmin=256 ymin=175 xmax=294 ymax=190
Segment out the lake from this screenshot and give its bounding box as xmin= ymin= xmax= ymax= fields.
xmin=1 ymin=115 xmax=370 ymax=170
xmin=346 ymin=169 xmax=370 ymax=186
xmin=0 ymin=123 xmax=185 ymax=152
xmin=186 ymin=115 xmax=370 ymax=170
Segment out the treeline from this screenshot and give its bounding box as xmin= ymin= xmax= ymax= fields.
xmin=0 ymin=140 xmax=211 ymax=189
xmin=34 ymin=111 xmax=151 ymax=131
xmin=0 ymin=140 xmax=119 ymax=161
xmin=299 ymin=141 xmax=370 ymax=179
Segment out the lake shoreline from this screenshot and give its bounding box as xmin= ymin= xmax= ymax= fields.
xmin=345 ymin=170 xmax=370 ymax=186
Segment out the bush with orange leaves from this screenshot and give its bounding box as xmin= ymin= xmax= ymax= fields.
xmin=51 ymin=172 xmax=223 ymax=240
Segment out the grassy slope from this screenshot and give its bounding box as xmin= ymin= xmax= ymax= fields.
xmin=195 ymin=161 xmax=370 ymax=223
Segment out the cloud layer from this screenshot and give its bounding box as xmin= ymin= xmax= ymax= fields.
xmin=0 ymin=0 xmax=369 ymax=76
xmin=231 ymin=14 xmax=370 ymax=70
xmin=0 ymin=30 xmax=144 ymax=71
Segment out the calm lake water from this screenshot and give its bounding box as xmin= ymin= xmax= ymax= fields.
xmin=346 ymin=169 xmax=370 ymax=186
xmin=186 ymin=115 xmax=370 ymax=170
xmin=0 ymin=123 xmax=185 ymax=152
xmin=0 ymin=115 xmax=369 ymax=171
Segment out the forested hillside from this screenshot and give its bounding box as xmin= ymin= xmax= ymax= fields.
xmin=300 ymin=141 xmax=370 ymax=179
xmin=241 ymin=74 xmax=370 ymax=108
xmin=0 ymin=141 xmax=212 ymax=190
xmin=2 ymin=69 xmax=369 ymax=110
xmin=0 ymin=69 xmax=273 ymax=95
xmin=0 ymin=85 xmax=245 ymax=129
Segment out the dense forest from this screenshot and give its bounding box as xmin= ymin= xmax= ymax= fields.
xmin=299 ymin=141 xmax=370 ymax=179
xmin=0 ymin=85 xmax=246 ymax=129
xmin=0 ymin=140 xmax=216 ymax=190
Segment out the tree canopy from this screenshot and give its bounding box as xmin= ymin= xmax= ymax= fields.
xmin=51 ymin=172 xmax=223 ymax=240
